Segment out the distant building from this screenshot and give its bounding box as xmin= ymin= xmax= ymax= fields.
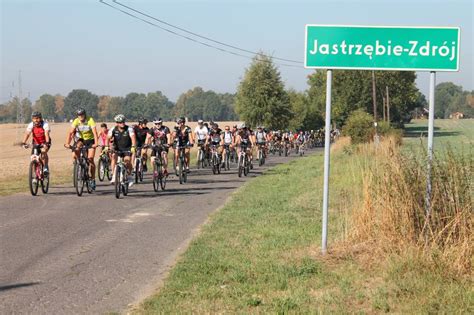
xmin=449 ymin=112 xmax=464 ymax=119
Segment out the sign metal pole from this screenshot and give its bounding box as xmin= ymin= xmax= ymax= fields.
xmin=425 ymin=71 xmax=436 ymax=242
xmin=321 ymin=69 xmax=332 ymax=254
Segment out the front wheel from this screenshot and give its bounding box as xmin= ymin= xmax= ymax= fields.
xmin=238 ymin=155 xmax=243 ymax=178
xmin=41 ymin=169 xmax=49 ymax=194
xmin=75 ymin=163 xmax=85 ymax=196
xmin=98 ymin=157 xmax=105 ymax=182
xmin=152 ymin=162 xmax=159 ymax=192
xmin=115 ymin=165 xmax=121 ymax=199
xmin=29 ymin=161 xmax=39 ymax=196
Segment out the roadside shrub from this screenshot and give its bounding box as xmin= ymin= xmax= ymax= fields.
xmin=349 ymin=140 xmax=473 ymax=275
xmin=343 ymin=109 xmax=375 ymax=144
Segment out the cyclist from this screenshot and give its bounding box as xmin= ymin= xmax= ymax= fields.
xmin=194 ymin=119 xmax=208 ymax=162
xmin=133 ymin=117 xmax=150 ymax=172
xmin=106 ymin=114 xmax=137 ymax=186
xmin=146 ymin=117 xmax=171 ymax=177
xmin=64 ymin=108 xmax=99 ymax=190
xmin=21 ymin=111 xmax=51 ymax=175
xmin=206 ymin=121 xmax=223 ymax=165
xmin=255 ymin=125 xmax=267 ymax=160
xmin=222 ymin=125 xmax=234 ymax=167
xmin=171 ymin=117 xmax=194 ymax=174
xmin=235 ymin=123 xmax=255 ymax=165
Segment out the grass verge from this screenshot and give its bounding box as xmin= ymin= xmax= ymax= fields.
xmin=133 ymin=124 xmax=472 ymax=313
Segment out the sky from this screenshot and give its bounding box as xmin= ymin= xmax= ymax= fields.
xmin=1 ymin=0 xmax=473 ymax=103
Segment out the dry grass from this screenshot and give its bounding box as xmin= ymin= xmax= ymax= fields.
xmin=347 ymin=137 xmax=473 ymax=275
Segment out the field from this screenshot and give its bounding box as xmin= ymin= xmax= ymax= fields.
xmin=133 ymin=119 xmax=473 ymax=313
xmin=0 ymin=121 xmax=240 ymax=195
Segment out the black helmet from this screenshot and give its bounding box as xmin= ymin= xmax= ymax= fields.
xmin=76 ymin=108 xmax=86 ymax=116
xmin=138 ymin=117 xmax=148 ymax=124
xmin=177 ymin=117 xmax=185 ymax=124
xmin=31 ymin=111 xmax=42 ymax=119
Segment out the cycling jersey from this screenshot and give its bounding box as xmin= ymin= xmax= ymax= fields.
xmin=72 ymin=117 xmax=96 ymax=141
xmin=223 ymin=131 xmax=233 ymax=145
xmin=109 ymin=125 xmax=135 ymax=151
xmin=149 ymin=126 xmax=170 ymax=145
xmin=209 ymin=128 xmax=222 ymax=145
xmin=174 ymin=126 xmax=192 ymax=146
xmin=98 ymin=131 xmax=108 ymax=146
xmin=27 ymin=121 xmax=50 ymax=145
xmin=255 ymin=131 xmax=266 ymax=144
xmin=194 ymin=126 xmax=208 ymax=141
xmin=133 ymin=125 xmax=149 ymax=147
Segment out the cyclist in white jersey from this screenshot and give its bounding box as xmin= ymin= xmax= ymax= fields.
xmin=194 ymin=119 xmax=208 ymax=161
xmin=222 ymin=125 xmax=234 ymax=167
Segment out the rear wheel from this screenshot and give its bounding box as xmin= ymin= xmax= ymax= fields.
xmin=29 ymin=161 xmax=39 ymax=196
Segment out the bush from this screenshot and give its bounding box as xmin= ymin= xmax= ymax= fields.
xmin=343 ymin=109 xmax=375 ymax=144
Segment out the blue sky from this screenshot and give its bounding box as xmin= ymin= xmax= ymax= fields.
xmin=1 ymin=0 xmax=473 ymax=103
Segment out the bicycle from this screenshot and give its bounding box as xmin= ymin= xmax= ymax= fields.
xmin=238 ymin=144 xmax=250 ymax=177
xmin=257 ymin=143 xmax=266 ymax=166
xmin=210 ymin=144 xmax=221 ymax=175
xmin=98 ymin=146 xmax=112 ymax=182
xmin=24 ymin=144 xmax=49 ymax=196
xmin=298 ymin=142 xmax=305 ymax=156
xmin=175 ymin=144 xmax=189 ymax=184
xmin=69 ymin=144 xmax=94 ymax=196
xmin=134 ymin=146 xmax=145 ymax=184
xmin=151 ymin=144 xmax=168 ymax=192
xmin=196 ymin=140 xmax=206 ymax=169
xmin=113 ymin=150 xmax=131 ymax=199
xmin=223 ymin=144 xmax=231 ymax=171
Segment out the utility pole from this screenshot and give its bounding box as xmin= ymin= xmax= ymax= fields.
xmin=371 ymin=71 xmax=377 ymax=121
xmin=386 ymin=85 xmax=390 ymax=123
xmin=382 ymin=94 xmax=386 ymax=121
xmin=16 ymin=70 xmax=24 ymax=143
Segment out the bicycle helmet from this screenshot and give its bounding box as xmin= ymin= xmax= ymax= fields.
xmin=198 ymin=119 xmax=203 ymax=124
xmin=76 ymin=108 xmax=86 ymax=116
xmin=31 ymin=111 xmax=42 ymax=119
xmin=153 ymin=117 xmax=163 ymax=124
xmin=138 ymin=117 xmax=148 ymax=124
xmin=114 ymin=114 xmax=126 ymax=123
xmin=239 ymin=123 xmax=246 ymax=129
xmin=177 ymin=117 xmax=185 ymax=124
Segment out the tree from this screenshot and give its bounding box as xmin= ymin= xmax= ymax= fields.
xmin=107 ymin=96 xmax=125 ymax=121
xmin=64 ymin=89 xmax=99 ymax=120
xmin=145 ymin=91 xmax=174 ymax=120
xmin=123 ymin=92 xmax=146 ymax=121
xmin=55 ymin=94 xmax=65 ymax=121
xmin=34 ymin=94 xmax=56 ymax=121
xmin=235 ymin=53 xmax=292 ymax=129
xmin=97 ymin=95 xmax=112 ymax=121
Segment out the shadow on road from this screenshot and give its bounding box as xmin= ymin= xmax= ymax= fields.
xmin=0 ymin=282 xmax=40 ymax=292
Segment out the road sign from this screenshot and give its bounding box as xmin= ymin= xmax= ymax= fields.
xmin=305 ymin=25 xmax=460 ymax=71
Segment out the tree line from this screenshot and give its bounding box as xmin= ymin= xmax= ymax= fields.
xmin=1 ymin=54 xmax=471 ymax=128
xmin=0 ymin=88 xmax=238 ymax=123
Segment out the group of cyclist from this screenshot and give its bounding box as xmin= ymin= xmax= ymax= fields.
xmin=21 ymin=109 xmax=327 ymax=194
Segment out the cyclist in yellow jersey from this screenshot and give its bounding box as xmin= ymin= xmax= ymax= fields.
xmin=64 ymin=108 xmax=99 ymax=190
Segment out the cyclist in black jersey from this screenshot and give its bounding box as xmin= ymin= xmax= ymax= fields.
xmin=171 ymin=117 xmax=194 ymax=174
xmin=206 ymin=122 xmax=223 ymax=155
xmin=106 ymin=114 xmax=137 ymax=186
xmin=145 ymin=117 xmax=171 ymax=176
xmin=133 ymin=117 xmax=150 ymax=171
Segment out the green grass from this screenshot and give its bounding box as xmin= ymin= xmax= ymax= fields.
xmin=0 ymin=171 xmax=72 ymax=196
xmin=404 ymin=118 xmax=474 ymax=153
xmin=134 ymin=120 xmax=473 ymax=313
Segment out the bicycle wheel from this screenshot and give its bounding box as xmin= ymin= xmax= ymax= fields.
xmin=122 ymin=171 xmax=129 ymax=196
xmin=29 ymin=161 xmax=39 ymax=196
xmin=258 ymin=150 xmax=263 ymax=166
xmin=86 ymin=164 xmax=93 ymax=194
xmin=115 ymin=165 xmax=121 ymax=199
xmin=152 ymin=162 xmax=159 ymax=192
xmin=212 ymin=154 xmax=218 ymax=175
xmin=135 ymin=159 xmax=140 ymax=184
xmin=160 ymin=170 xmax=167 ymax=190
xmin=106 ymin=158 xmax=112 ymax=180
xmin=178 ymin=159 xmax=184 ymax=184
xmin=98 ymin=157 xmax=105 ymax=181
xmin=197 ymin=150 xmax=202 ymax=169
xmin=217 ymin=155 xmax=221 ymax=174
xmin=139 ymin=159 xmax=144 ymax=182
xmin=41 ymin=167 xmax=49 ymax=194
xmin=183 ymin=159 xmax=188 ymax=183
xmin=238 ymin=155 xmax=243 ymax=178
xmin=73 ymin=160 xmax=77 ymax=187
xmin=244 ymin=157 xmax=249 ymax=176
xmin=75 ymin=163 xmax=85 ymax=196
xmin=226 ymin=153 xmax=230 ymax=170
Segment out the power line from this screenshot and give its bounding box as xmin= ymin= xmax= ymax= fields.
xmin=112 ymin=0 xmax=303 ymax=65
xmin=99 ymin=1 xmax=302 ymax=69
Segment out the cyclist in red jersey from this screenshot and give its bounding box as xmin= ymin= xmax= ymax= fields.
xmin=21 ymin=112 xmax=51 ymax=174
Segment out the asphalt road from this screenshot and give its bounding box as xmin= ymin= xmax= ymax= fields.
xmin=0 ymin=150 xmax=316 ymax=314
